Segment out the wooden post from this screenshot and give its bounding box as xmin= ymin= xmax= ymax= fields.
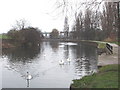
xmin=106 ymin=43 xmax=113 ymax=55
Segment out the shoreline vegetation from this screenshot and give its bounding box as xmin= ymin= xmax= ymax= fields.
xmin=1 ymin=27 xmax=43 ymax=49
xmin=70 ymin=64 xmax=119 ymax=88
xmin=1 ymin=37 xmax=119 ymax=49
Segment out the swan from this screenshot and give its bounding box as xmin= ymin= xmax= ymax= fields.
xmin=67 ymin=58 xmax=71 ymax=62
xmin=43 ymin=54 xmax=46 ymax=57
xmin=81 ymin=56 xmax=87 ymax=61
xmin=26 ymin=72 xmax=32 ymax=80
xmin=81 ymin=64 xmax=86 ymax=67
xmin=91 ymin=69 xmax=98 ymax=74
xmin=59 ymin=60 xmax=64 ymax=65
xmin=75 ymin=58 xmax=81 ymax=62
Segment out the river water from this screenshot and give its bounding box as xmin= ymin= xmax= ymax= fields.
xmin=1 ymin=41 xmax=98 ymax=88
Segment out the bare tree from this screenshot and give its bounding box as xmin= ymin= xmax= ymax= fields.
xmin=100 ymin=2 xmax=118 ymax=40
xmin=12 ymin=19 xmax=30 ymax=30
xmin=54 ymin=0 xmax=103 ymax=19
xmin=54 ymin=0 xmax=119 ymax=41
xmin=63 ymin=16 xmax=69 ymax=38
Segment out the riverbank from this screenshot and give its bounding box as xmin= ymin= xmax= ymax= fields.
xmin=70 ymin=64 xmax=119 ymax=88
xmin=70 ymin=42 xmax=119 ymax=88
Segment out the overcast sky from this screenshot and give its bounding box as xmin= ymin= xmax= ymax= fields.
xmin=0 ymin=0 xmax=66 ymax=34
xmin=0 ymin=0 xmax=117 ymax=34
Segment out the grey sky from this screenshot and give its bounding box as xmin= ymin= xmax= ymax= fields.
xmin=0 ymin=0 xmax=118 ymax=34
xmin=0 ymin=0 xmax=65 ymax=34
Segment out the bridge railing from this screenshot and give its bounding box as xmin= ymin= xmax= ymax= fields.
xmin=106 ymin=43 xmax=113 ymax=55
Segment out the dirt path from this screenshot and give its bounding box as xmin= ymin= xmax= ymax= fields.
xmin=98 ymin=43 xmax=119 ymax=66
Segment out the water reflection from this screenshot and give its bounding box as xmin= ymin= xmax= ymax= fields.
xmin=70 ymin=43 xmax=98 ymax=77
xmin=2 ymin=46 xmax=41 ymax=86
xmin=64 ymin=45 xmax=69 ymax=60
xmin=2 ymin=46 xmax=41 ymax=62
xmin=1 ymin=41 xmax=98 ymax=88
xmin=49 ymin=41 xmax=59 ymax=52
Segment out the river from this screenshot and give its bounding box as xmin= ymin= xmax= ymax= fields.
xmin=1 ymin=41 xmax=98 ymax=88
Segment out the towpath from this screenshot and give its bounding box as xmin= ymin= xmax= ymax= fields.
xmin=98 ymin=43 xmax=119 ymax=66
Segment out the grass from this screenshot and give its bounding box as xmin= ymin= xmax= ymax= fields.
xmin=97 ymin=42 xmax=106 ymax=49
xmin=92 ymin=41 xmax=106 ymax=49
xmin=0 ymin=34 xmax=12 ymax=39
xmin=71 ymin=64 xmax=119 ymax=88
xmin=80 ymin=40 xmax=106 ymax=49
xmin=86 ymin=40 xmax=119 ymax=48
xmin=109 ymin=41 xmax=120 ymax=46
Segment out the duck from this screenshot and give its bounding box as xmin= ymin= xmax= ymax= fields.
xmin=67 ymin=58 xmax=71 ymax=62
xmin=26 ymin=72 xmax=32 ymax=80
xmin=59 ymin=60 xmax=64 ymax=65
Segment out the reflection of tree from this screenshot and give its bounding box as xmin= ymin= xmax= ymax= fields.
xmin=2 ymin=46 xmax=41 ymax=83
xmin=71 ymin=43 xmax=98 ymax=77
xmin=49 ymin=41 xmax=59 ymax=52
xmin=64 ymin=45 xmax=69 ymax=59
xmin=2 ymin=46 xmax=41 ymax=63
xmin=71 ymin=43 xmax=98 ymax=59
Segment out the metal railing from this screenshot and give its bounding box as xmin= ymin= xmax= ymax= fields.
xmin=106 ymin=43 xmax=113 ymax=55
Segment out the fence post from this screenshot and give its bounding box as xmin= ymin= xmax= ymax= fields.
xmin=106 ymin=43 xmax=113 ymax=55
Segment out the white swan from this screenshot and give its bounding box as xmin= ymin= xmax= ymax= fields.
xmin=67 ymin=58 xmax=71 ymax=62
xmin=43 ymin=54 xmax=46 ymax=57
xmin=81 ymin=56 xmax=87 ymax=61
xmin=26 ymin=72 xmax=32 ymax=80
xmin=59 ymin=60 xmax=64 ymax=65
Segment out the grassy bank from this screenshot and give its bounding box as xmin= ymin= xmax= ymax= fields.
xmin=109 ymin=41 xmax=120 ymax=46
xmin=0 ymin=34 xmax=11 ymax=39
xmin=71 ymin=64 xmax=119 ymax=88
xmin=88 ymin=40 xmax=119 ymax=48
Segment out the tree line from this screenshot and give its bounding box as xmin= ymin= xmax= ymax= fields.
xmin=58 ymin=1 xmax=119 ymax=41
xmin=7 ymin=19 xmax=43 ymax=47
xmin=69 ymin=2 xmax=118 ymax=41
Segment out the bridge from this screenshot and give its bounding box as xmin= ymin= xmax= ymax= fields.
xmin=42 ymin=31 xmax=73 ymax=38
xmin=42 ymin=32 xmax=51 ymax=38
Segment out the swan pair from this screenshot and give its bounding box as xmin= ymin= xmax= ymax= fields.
xmin=59 ymin=58 xmax=71 ymax=65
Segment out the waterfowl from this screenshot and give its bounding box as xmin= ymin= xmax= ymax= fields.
xmin=81 ymin=64 xmax=86 ymax=67
xmin=59 ymin=60 xmax=64 ymax=65
xmin=81 ymin=57 xmax=86 ymax=61
xmin=43 ymin=54 xmax=46 ymax=57
xmin=91 ymin=69 xmax=98 ymax=74
xmin=67 ymin=58 xmax=71 ymax=62
xmin=26 ymin=72 xmax=32 ymax=80
xmin=75 ymin=58 xmax=81 ymax=62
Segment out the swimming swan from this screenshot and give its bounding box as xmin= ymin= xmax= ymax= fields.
xmin=59 ymin=60 xmax=64 ymax=65
xmin=81 ymin=56 xmax=87 ymax=61
xmin=26 ymin=72 xmax=32 ymax=80
xmin=67 ymin=58 xmax=71 ymax=62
